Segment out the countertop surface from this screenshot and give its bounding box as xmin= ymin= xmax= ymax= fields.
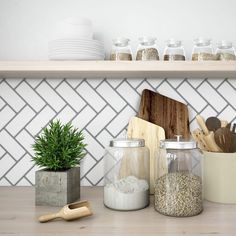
xmin=0 ymin=186 xmax=236 ymax=236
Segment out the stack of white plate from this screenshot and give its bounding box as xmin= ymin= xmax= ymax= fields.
xmin=49 ymin=17 xmax=105 ymax=60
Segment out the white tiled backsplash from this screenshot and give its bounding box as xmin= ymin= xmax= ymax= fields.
xmin=0 ymin=77 xmax=235 ymax=186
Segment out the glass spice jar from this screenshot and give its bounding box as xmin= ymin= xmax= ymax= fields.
xmin=103 ymin=138 xmax=150 ymax=211
xmin=163 ymin=39 xmax=186 ymax=61
xmin=136 ymin=36 xmax=159 ymax=61
xmin=110 ymin=37 xmax=132 ymax=61
xmin=215 ymin=41 xmax=236 ymax=61
xmin=154 ymin=135 xmax=203 ymax=217
xmin=192 ymin=38 xmax=215 ymax=61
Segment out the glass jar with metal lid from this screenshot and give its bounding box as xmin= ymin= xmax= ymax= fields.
xmin=110 ymin=37 xmax=132 ymax=61
xmin=136 ymin=36 xmax=159 ymax=61
xmin=192 ymin=38 xmax=214 ymax=61
xmin=163 ymin=39 xmax=186 ymax=61
xmin=154 ymin=135 xmax=203 ymax=217
xmin=104 ymin=138 xmax=150 ymax=211
xmin=215 ymin=40 xmax=236 ymax=61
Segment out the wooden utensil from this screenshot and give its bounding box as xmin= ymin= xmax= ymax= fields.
xmin=38 ymin=200 xmax=93 ymax=223
xmin=125 ymin=117 xmax=166 ymax=194
xmin=206 ymin=117 xmax=221 ymax=132
xmin=220 ymin=120 xmax=228 ymax=128
xmin=196 ymin=115 xmax=209 ymax=135
xmin=232 ymin=124 xmax=236 ymax=133
xmin=204 ymin=131 xmax=222 ymax=152
xmin=192 ymin=128 xmax=210 ymax=151
xmin=215 ymin=128 xmax=236 ymax=153
xmin=138 ymin=89 xmax=190 ymax=139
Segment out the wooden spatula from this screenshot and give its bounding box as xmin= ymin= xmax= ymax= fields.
xmin=138 ymin=89 xmax=190 ymax=139
xmin=126 ymin=117 xmax=166 ymax=194
xmin=206 ymin=117 xmax=221 ymax=132
xmin=38 ymin=200 xmax=93 ymax=223
xmin=214 ymin=128 xmax=235 ymax=153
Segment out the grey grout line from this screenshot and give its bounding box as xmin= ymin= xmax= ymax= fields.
xmin=24 ymin=176 xmax=34 ymax=186
xmin=93 ymin=104 xmax=130 ymax=139
xmin=0 ymin=104 xmax=28 ymax=134
xmin=0 ymin=104 xmax=7 ymax=113
xmin=0 ymin=152 xmax=27 ymax=184
xmin=216 ymin=78 xmax=227 ymax=90
xmin=115 ymin=79 xmax=141 ymax=112
xmin=84 ymin=176 xmax=94 ymax=186
xmin=14 ymin=163 xmax=35 ymax=186
xmin=94 ymin=78 xmax=106 ymax=89
xmin=3 ymin=176 xmax=13 ymax=186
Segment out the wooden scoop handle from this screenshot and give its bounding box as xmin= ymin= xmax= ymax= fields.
xmin=196 ymin=115 xmax=209 ymax=135
xmin=38 ymin=212 xmax=61 ymax=223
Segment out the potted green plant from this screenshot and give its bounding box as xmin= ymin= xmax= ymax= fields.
xmin=32 ymin=120 xmax=86 ymax=206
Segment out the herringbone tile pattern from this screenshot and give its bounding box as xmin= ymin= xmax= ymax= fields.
xmin=0 ymin=78 xmax=235 ymax=186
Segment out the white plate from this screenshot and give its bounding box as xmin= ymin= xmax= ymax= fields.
xmin=49 ymin=39 xmax=103 ymax=46
xmin=49 ymin=46 xmax=104 ymax=51
xmin=49 ymin=52 xmax=105 ymax=57
xmin=49 ymin=55 xmax=104 ymax=60
xmin=49 ymin=48 xmax=104 ymax=55
xmin=49 ymin=52 xmax=104 ymax=58
xmin=48 ymin=42 xmax=104 ymax=48
xmin=49 ymin=44 xmax=104 ymax=50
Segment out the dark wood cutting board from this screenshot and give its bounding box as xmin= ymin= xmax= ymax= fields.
xmin=138 ymin=89 xmax=190 ymax=139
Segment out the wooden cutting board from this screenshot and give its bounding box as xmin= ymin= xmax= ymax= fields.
xmin=127 ymin=117 xmax=166 ymax=194
xmin=138 ymin=89 xmax=190 ymax=139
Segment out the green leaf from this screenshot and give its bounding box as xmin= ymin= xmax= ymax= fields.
xmin=32 ymin=120 xmax=87 ymax=171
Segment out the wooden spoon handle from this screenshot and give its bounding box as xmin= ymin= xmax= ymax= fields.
xmin=192 ymin=129 xmax=209 ymax=151
xmin=221 ymin=120 xmax=228 ymax=128
xmin=196 ymin=115 xmax=209 ymax=135
xmin=204 ymin=132 xmax=222 ymax=152
xmin=38 ymin=212 xmax=61 ymax=223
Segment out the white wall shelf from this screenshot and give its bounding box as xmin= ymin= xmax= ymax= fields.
xmin=0 ymin=61 xmax=236 ymax=78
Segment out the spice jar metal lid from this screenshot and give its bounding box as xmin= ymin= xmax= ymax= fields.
xmin=109 ymin=138 xmax=145 ymax=148
xmin=112 ymin=37 xmax=130 ymax=47
xmin=166 ymin=39 xmax=182 ymax=48
xmin=194 ymin=37 xmax=212 ymax=47
xmin=160 ymin=135 xmax=196 ymax=149
xmin=138 ymin=36 xmax=156 ymax=46
xmin=217 ymin=40 xmax=233 ymax=49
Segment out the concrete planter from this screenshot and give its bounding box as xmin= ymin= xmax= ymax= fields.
xmin=35 ymin=167 xmax=80 ymax=206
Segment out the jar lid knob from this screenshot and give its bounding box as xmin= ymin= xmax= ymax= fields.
xmin=174 ymin=135 xmax=182 ymax=142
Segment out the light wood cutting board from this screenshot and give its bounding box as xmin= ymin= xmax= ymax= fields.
xmin=138 ymin=89 xmax=190 ymax=139
xmin=127 ymin=117 xmax=166 ymax=194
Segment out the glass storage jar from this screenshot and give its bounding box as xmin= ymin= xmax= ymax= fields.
xmin=192 ymin=38 xmax=214 ymax=61
xmin=110 ymin=37 xmax=132 ymax=61
xmin=163 ymin=39 xmax=186 ymax=61
xmin=104 ymin=138 xmax=150 ymax=211
xmin=154 ymin=135 xmax=203 ymax=217
xmin=215 ymin=41 xmax=236 ymax=61
xmin=136 ymin=36 xmax=159 ymax=61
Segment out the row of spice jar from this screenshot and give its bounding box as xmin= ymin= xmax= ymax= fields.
xmin=110 ymin=37 xmax=236 ymax=61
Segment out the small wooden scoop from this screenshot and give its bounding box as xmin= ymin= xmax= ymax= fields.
xmin=38 ymin=200 xmax=93 ymax=223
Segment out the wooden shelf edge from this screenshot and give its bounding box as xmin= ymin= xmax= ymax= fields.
xmin=0 ymin=61 xmax=236 ymax=78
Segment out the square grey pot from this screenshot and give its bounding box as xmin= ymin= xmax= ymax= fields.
xmin=35 ymin=167 xmax=80 ymax=207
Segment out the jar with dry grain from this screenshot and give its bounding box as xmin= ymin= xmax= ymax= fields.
xmin=154 ymin=135 xmax=203 ymax=217
xmin=163 ymin=39 xmax=186 ymax=61
xmin=110 ymin=37 xmax=132 ymax=61
xmin=136 ymin=37 xmax=159 ymax=61
xmin=192 ymin=38 xmax=215 ymax=61
xmin=215 ymin=41 xmax=236 ymax=61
